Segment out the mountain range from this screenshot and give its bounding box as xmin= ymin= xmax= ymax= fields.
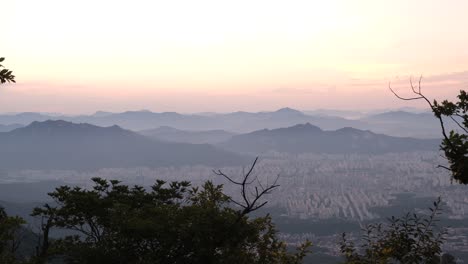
xmin=0 ymin=118 xmax=445 ymax=171
xmin=0 ymin=108 xmax=452 ymax=138
xmin=218 ymin=123 xmax=440 ymax=155
xmin=0 ymin=120 xmax=246 ymax=170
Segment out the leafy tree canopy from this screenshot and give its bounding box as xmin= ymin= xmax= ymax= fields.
xmin=31 ymin=177 xmax=310 ymax=264
xmin=340 ymin=198 xmax=455 ymax=264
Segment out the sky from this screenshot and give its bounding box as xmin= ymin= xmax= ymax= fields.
xmin=2 ymin=0 xmax=468 ymax=114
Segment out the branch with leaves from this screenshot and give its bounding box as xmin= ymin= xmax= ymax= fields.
xmin=0 ymin=58 xmax=15 ymax=84
xmin=389 ymin=78 xmax=468 ymax=184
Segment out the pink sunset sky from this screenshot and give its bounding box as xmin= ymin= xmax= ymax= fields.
xmin=2 ymin=0 xmax=468 ymax=114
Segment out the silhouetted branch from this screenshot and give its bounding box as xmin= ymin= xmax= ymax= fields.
xmin=449 ymin=116 xmax=468 ymax=134
xmin=214 ymin=157 xmax=280 ymax=216
xmin=389 ymin=76 xmax=453 ymax=149
xmin=436 ymin=165 xmax=451 ymax=171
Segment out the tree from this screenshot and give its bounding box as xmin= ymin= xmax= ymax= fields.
xmin=389 ymin=78 xmax=467 ymax=184
xmin=340 ymin=198 xmax=452 ymax=264
xmin=0 ymin=207 xmax=26 ymax=263
xmin=32 ymin=159 xmax=311 ymax=264
xmin=0 ymin=57 xmax=15 ymax=84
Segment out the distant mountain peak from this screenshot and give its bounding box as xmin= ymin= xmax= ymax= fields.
xmin=275 ymin=107 xmax=300 ymax=112
xmin=335 ymin=127 xmax=367 ymax=133
xmin=274 ymin=107 xmax=304 ymax=115
xmin=220 ymin=123 xmax=440 ymax=155
xmin=29 ymin=119 xmax=71 ymax=127
xmin=21 ymin=120 xmax=126 ymax=134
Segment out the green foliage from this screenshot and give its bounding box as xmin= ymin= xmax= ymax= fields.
xmin=340 ymin=198 xmax=453 ymax=264
xmin=0 ymin=57 xmax=16 ymax=84
xmin=32 ymin=178 xmax=311 ymax=264
xmin=431 ymin=90 xmax=468 ymax=184
xmin=0 ymin=207 xmax=26 ymax=263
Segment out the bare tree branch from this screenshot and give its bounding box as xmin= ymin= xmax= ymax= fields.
xmin=389 ymin=77 xmax=455 ymax=150
xmin=449 ymin=116 xmax=468 ymax=134
xmin=214 ymin=157 xmax=280 ymax=216
xmin=388 ymin=81 xmax=424 ymax=101
xmin=436 ymin=165 xmax=451 ymax=171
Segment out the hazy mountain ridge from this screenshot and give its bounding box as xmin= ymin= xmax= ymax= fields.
xmin=0 ymin=108 xmax=451 ymax=138
xmin=304 ymin=107 xmax=430 ymax=120
xmin=361 ymin=111 xmax=459 ymax=138
xmin=0 ymin=120 xmax=247 ymax=170
xmin=0 ymin=112 xmax=52 ymax=125
xmin=218 ymin=123 xmax=440 ymax=155
xmin=0 ymin=108 xmax=365 ymax=133
xmin=362 ymin=111 xmax=434 ymax=123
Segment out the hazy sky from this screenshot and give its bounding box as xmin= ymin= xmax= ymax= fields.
xmin=2 ymin=0 xmax=468 ymax=113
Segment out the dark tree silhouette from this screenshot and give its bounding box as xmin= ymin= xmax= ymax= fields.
xmin=30 ymin=159 xmax=310 ymax=264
